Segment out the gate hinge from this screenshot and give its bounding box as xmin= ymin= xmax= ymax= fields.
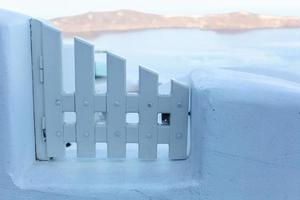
xmin=41 ymin=116 xmax=46 ymax=142
xmin=39 ymin=55 xmax=44 ymax=83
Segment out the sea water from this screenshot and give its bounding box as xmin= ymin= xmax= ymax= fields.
xmin=92 ymin=28 xmax=300 ymax=82
xmin=63 ymin=28 xmax=300 ymax=93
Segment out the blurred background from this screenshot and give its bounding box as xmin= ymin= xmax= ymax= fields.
xmin=2 ymin=0 xmax=300 ymax=92
xmin=2 ymin=0 xmax=300 ymax=19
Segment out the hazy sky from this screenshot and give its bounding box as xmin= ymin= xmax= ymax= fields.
xmin=1 ymin=0 xmax=300 ymax=19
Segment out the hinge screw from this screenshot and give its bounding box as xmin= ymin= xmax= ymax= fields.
xmin=114 ymin=101 xmax=120 ymax=107
xmin=84 ymin=132 xmax=89 ymax=137
xmin=176 ymin=132 xmax=182 ymax=139
xmin=83 ymin=100 xmax=89 ymax=107
xmin=55 ymin=99 xmax=61 ymax=106
xmin=56 ymin=131 xmax=61 ymax=137
xmin=114 ymin=131 xmax=121 ymax=137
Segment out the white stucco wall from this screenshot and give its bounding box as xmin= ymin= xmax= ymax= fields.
xmin=0 ymin=8 xmax=35 ymax=184
xmin=0 ymin=9 xmax=86 ymax=200
xmin=191 ymin=68 xmax=300 ymax=199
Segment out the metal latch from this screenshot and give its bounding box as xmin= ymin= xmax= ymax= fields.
xmin=39 ymin=55 xmax=44 ymax=83
xmin=41 ymin=116 xmax=46 ymax=142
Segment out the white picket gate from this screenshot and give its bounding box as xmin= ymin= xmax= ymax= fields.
xmin=31 ymin=19 xmax=189 ymax=161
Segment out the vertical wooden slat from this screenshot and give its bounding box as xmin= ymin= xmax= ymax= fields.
xmin=42 ymin=24 xmax=64 ymax=158
xmin=106 ymin=53 xmax=126 ymax=158
xmin=169 ymin=80 xmax=189 ymax=160
xmin=138 ymin=66 xmax=158 ymax=160
xmin=74 ymin=38 xmax=95 ymax=157
xmin=30 ymin=19 xmax=48 ymax=160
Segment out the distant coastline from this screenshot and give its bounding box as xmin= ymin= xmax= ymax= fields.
xmin=51 ymin=10 xmax=300 ymax=38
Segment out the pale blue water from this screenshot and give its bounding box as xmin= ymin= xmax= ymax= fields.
xmin=91 ymin=28 xmax=300 ymax=83
xmin=63 ymin=29 xmax=300 ymax=92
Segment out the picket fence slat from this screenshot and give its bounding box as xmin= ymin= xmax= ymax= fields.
xmin=31 ymin=20 xmax=189 ymax=161
xmin=138 ymin=66 xmax=159 ymax=160
xmin=169 ymin=80 xmax=189 ymax=160
xmin=106 ymin=53 xmax=127 ymax=158
xmin=75 ymin=38 xmax=96 ymax=157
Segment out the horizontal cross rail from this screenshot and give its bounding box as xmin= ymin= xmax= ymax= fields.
xmin=63 ymin=123 xmax=171 ymax=144
xmin=61 ymin=93 xmax=172 ymax=113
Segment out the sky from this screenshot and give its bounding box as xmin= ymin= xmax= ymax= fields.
xmin=1 ymin=0 xmax=300 ymax=19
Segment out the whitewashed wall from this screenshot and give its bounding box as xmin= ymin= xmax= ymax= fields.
xmin=0 ymin=9 xmax=85 ymax=200
xmin=0 ymin=9 xmax=35 ymax=182
xmin=190 ymin=68 xmax=300 ymax=199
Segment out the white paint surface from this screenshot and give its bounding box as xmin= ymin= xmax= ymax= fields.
xmin=0 ymin=8 xmax=35 ymax=185
xmin=190 ymin=68 xmax=300 ymax=199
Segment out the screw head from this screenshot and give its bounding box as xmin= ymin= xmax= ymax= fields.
xmin=177 ymin=102 xmax=182 ymax=108
xmin=147 ymin=102 xmax=152 ymax=108
xmin=55 ymin=99 xmax=61 ymax=106
xmin=114 ymin=131 xmax=121 ymax=137
xmin=56 ymin=131 xmax=61 ymax=137
xmin=176 ymin=132 xmax=182 ymax=139
xmin=114 ymin=101 xmax=120 ymax=107
xmin=83 ymin=100 xmax=89 ymax=107
xmin=146 ymin=133 xmax=152 ymax=139
xmin=84 ymin=132 xmax=89 ymax=137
